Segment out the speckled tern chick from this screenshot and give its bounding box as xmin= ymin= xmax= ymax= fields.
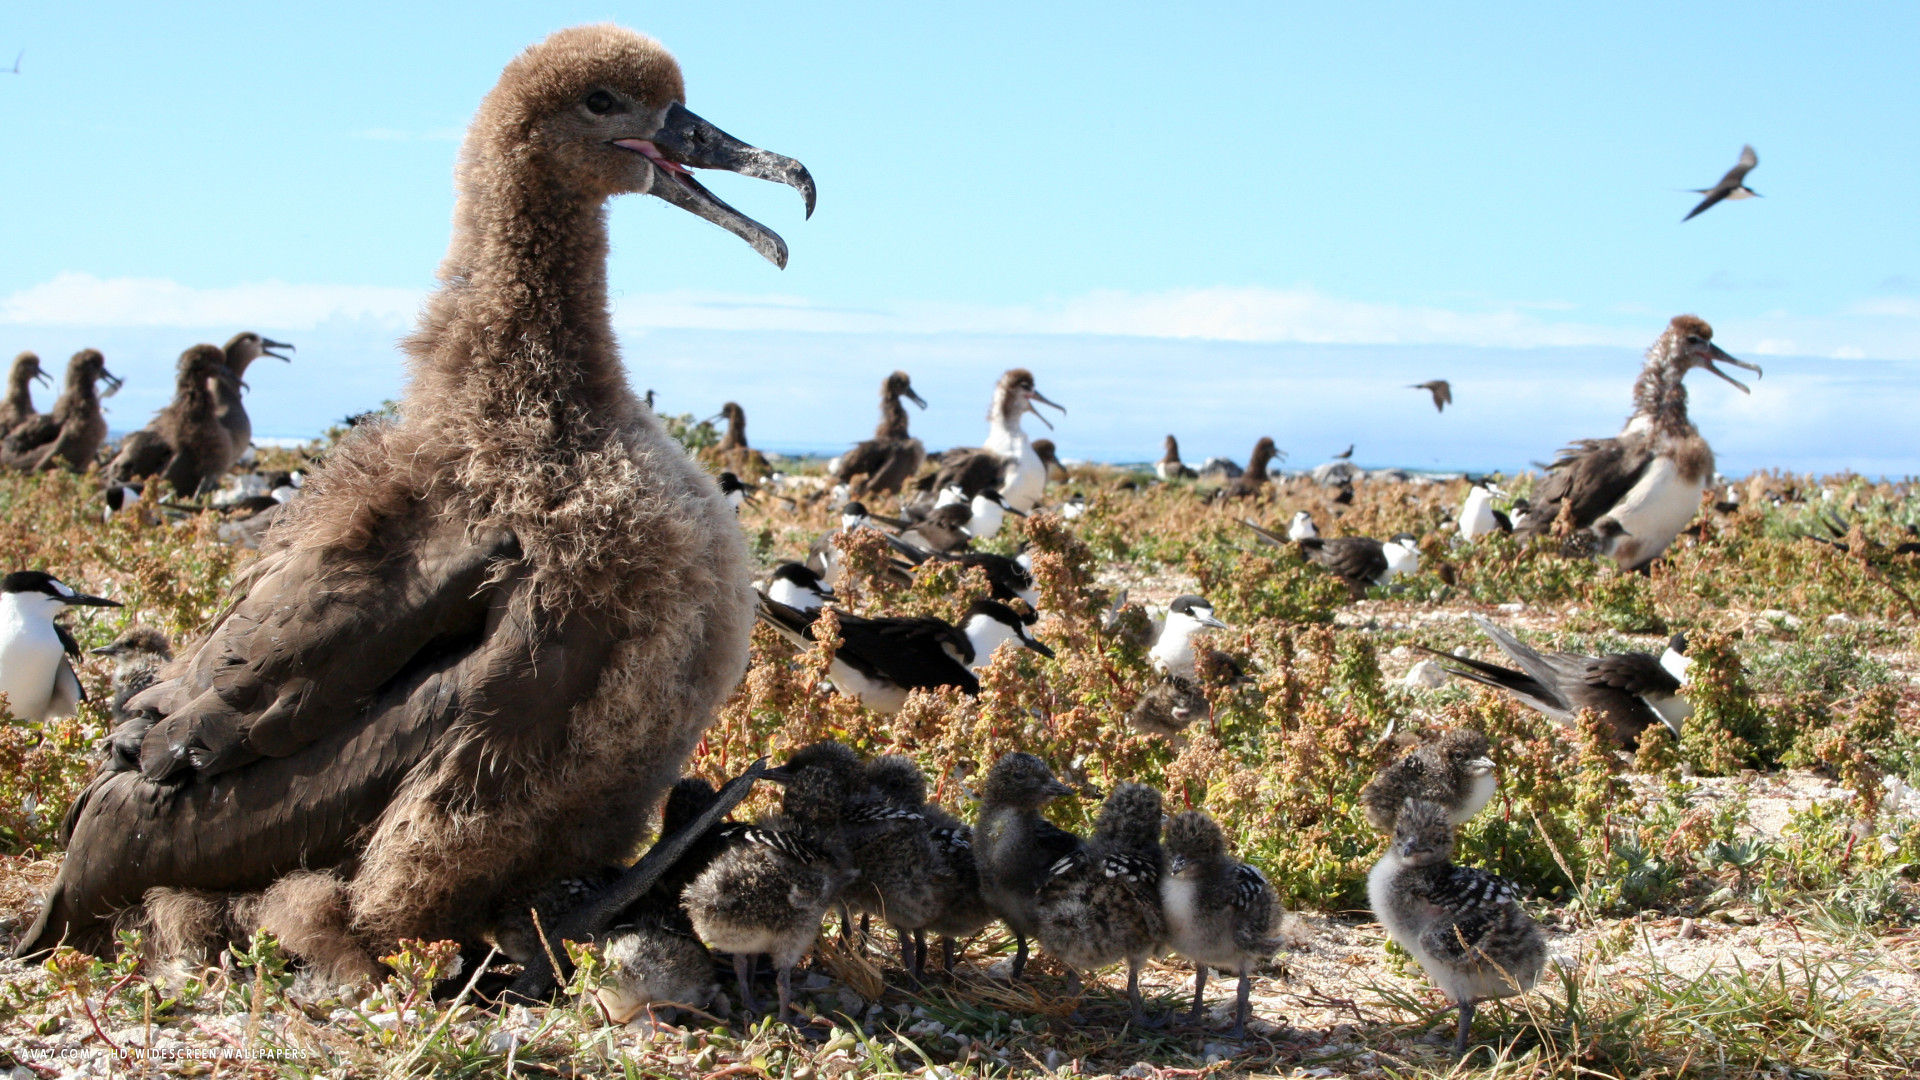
xmin=1368 ymin=799 xmax=1546 ymax=1057
xmin=1160 ymin=811 xmax=1280 ymax=1038
xmin=974 ymin=752 xmax=1082 ymax=981
xmin=1034 ymin=782 xmax=1168 ymax=1024
xmin=842 ymin=754 xmax=948 ymax=981
xmin=683 ymin=742 xmax=861 ymax=1024
xmin=1359 ymin=729 xmax=1497 ymax=832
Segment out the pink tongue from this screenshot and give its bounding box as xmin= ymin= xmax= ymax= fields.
xmin=612 ymin=138 xmax=692 ymax=175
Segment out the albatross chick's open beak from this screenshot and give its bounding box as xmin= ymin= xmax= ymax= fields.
xmin=31 ymin=367 xmax=51 ymax=389
xmin=99 ymin=369 xmax=124 ymax=397
xmin=904 ymin=386 xmax=928 ymax=410
xmin=617 ymin=102 xmax=816 ymax=269
xmin=1690 ymin=341 xmax=1763 ymax=394
xmin=263 ymin=338 xmax=295 ymax=362
xmin=1025 ymin=387 xmax=1066 ymax=430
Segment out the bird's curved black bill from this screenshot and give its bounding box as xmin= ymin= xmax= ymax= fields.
xmin=626 ymin=103 xmax=816 ymax=269
xmin=904 ymin=387 xmax=928 ymax=409
xmin=264 ymin=338 xmax=295 ymax=362
xmin=99 ymin=370 xmax=124 ymax=397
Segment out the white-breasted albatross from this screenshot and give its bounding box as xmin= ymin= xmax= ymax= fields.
xmin=1515 ymin=315 xmax=1760 ymax=571
xmin=922 ymin=369 xmax=1064 ymax=513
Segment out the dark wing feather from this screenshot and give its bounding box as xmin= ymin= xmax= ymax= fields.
xmin=1515 ymin=437 xmax=1654 ymax=539
xmin=1031 ymin=818 xmax=1084 ymax=870
xmin=834 ymin=612 xmax=980 ymax=694
xmin=1306 ymin=537 xmax=1388 ymax=584
xmin=3 ymin=413 xmax=57 ymax=456
xmin=132 ymin=523 xmax=521 ymax=779
xmin=1233 ymin=862 xmax=1270 ymax=909
xmin=103 ymin=430 xmax=172 ymax=487
xmin=1408 ymin=642 xmax=1569 ymax=715
xmin=1583 ymin=651 xmax=1681 ymax=696
xmin=1683 ymin=188 xmax=1729 ymax=221
xmin=1102 ymin=851 xmax=1160 ymax=886
xmin=929 ymin=449 xmax=1010 ymax=500
xmin=1412 ymin=865 xmax=1523 ymax=962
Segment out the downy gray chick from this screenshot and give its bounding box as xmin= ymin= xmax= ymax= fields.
xmin=1358 ymin=729 xmax=1497 ymax=832
xmin=1160 ymin=811 xmax=1280 ymax=1038
xmin=1368 ymin=799 xmax=1546 ymax=1057
xmin=683 ymin=741 xmax=862 ymax=1024
xmin=1034 ymin=782 xmax=1168 ymax=1023
xmin=842 ymin=754 xmax=948 ymax=981
xmin=974 ymin=752 xmax=1082 ymax=980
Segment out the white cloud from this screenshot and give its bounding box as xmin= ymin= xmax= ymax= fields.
xmin=0 ymin=273 xmax=424 ymax=330
xmin=8 ymin=273 xmax=1920 ymax=360
xmin=1849 ymin=297 xmax=1920 ymax=319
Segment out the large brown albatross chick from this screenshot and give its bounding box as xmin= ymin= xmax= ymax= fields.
xmin=17 ymin=25 xmax=815 ymax=975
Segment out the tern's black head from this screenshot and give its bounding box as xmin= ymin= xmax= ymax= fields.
xmin=1 ymin=571 xmax=121 ymax=609
xmin=964 ymin=598 xmax=1054 ymax=657
xmin=1667 ymin=632 xmax=1690 ymax=656
xmin=980 ymin=752 xmax=1075 ymax=808
xmin=770 ymin=562 xmax=830 ymax=592
xmin=841 ymin=500 xmax=869 ymax=518
xmin=1168 ymin=595 xmax=1215 ymax=618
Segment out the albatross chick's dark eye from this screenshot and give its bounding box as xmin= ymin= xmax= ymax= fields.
xmin=585 ymin=90 xmax=618 ymax=115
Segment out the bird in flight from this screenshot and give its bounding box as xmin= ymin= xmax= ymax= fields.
xmin=3 ymin=52 xmax=21 ymax=75
xmin=1411 ymin=380 xmax=1452 ymax=413
xmin=1683 ymin=145 xmax=1759 ymax=222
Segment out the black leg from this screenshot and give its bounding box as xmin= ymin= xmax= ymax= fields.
xmin=912 ymin=930 xmax=928 ymax=977
xmin=1232 ymin=969 xmax=1252 ymax=1040
xmin=941 ymin=936 xmax=957 ymax=974
xmin=1128 ymin=958 xmax=1165 ymax=1028
xmin=1010 ymin=933 xmax=1029 ymax=981
xmin=733 ymin=954 xmax=760 ymax=1015
xmin=1189 ymin=965 xmax=1209 ymax=1024
xmin=1453 ymin=998 xmax=1476 ymax=1058
xmin=898 ymin=928 xmax=920 ymax=985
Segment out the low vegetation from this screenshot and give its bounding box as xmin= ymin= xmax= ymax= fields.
xmin=2 ymin=437 xmax=1917 ymax=1077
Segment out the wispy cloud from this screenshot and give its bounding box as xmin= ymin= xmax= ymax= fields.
xmin=7 ymin=273 xmax=1920 ymax=360
xmin=0 ymin=273 xmax=424 ymax=330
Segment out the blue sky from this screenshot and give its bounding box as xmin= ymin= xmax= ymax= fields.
xmin=3 ymin=3 xmax=1917 ymax=472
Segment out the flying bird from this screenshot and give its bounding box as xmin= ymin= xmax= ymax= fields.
xmin=1411 ymin=380 xmax=1452 ymax=413
xmin=1683 ymin=145 xmax=1760 ymax=222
